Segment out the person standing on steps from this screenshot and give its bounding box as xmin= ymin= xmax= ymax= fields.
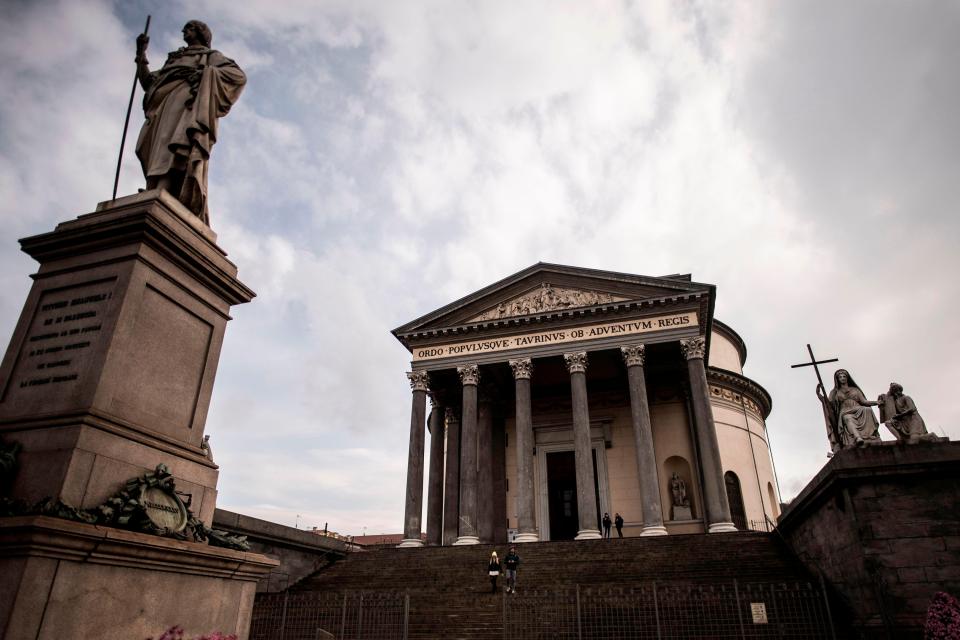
xmin=504 ymin=546 xmax=521 ymax=593
xmin=602 ymin=512 xmax=612 ymax=539
xmin=614 ymin=513 xmax=624 ymax=538
xmin=488 ymin=551 xmax=501 ymax=594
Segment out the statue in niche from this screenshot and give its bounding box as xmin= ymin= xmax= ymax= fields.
xmin=670 ymin=472 xmax=692 ymax=521
xmin=135 ymin=20 xmax=246 ymax=224
xmin=818 ymin=369 xmax=881 ymax=448
xmin=878 ymin=382 xmax=935 ymax=442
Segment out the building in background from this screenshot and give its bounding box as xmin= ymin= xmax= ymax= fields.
xmin=392 ymin=263 xmax=777 ymax=546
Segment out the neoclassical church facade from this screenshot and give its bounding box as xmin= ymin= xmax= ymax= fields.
xmin=392 ymin=264 xmax=778 ymax=546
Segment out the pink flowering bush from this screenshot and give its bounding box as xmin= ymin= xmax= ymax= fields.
xmin=148 ymin=626 xmax=237 ymax=640
xmin=925 ymin=592 xmax=960 ymax=640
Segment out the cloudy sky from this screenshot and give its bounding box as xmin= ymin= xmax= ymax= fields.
xmin=1 ymin=0 xmax=957 ymax=535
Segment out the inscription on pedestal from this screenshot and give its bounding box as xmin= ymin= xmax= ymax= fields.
xmin=12 ymin=280 xmax=114 ymax=392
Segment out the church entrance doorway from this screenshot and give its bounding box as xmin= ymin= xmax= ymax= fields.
xmin=545 ymin=449 xmax=601 ymax=540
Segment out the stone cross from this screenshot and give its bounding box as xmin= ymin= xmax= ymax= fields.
xmin=791 ymin=344 xmax=841 ymax=452
xmin=790 ymin=343 xmax=838 ymax=394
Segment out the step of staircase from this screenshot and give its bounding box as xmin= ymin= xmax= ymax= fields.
xmin=271 ymin=532 xmax=821 ymax=639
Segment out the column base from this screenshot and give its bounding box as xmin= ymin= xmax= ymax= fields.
xmin=708 ymin=521 xmax=738 ymax=533
xmin=397 ymin=538 xmax=424 ymax=548
xmin=514 ymin=531 xmax=539 ymax=543
xmin=453 ymin=535 xmax=480 ymax=546
xmin=575 ymin=529 xmax=601 ymax=540
xmin=639 ymin=525 xmax=669 ymax=536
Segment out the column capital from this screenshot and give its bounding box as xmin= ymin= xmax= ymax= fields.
xmin=457 ymin=364 xmax=480 ymax=386
xmin=509 ymin=358 xmax=533 ymax=380
xmin=563 ymin=351 xmax=588 ymax=374
xmin=620 ymin=344 xmax=646 ymax=367
xmin=680 ymin=336 xmax=706 ymax=360
xmin=407 ymin=370 xmax=431 ymax=393
xmin=444 ymin=406 xmax=459 ymax=424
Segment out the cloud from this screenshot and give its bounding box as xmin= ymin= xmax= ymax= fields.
xmin=0 ymin=0 xmax=956 ymax=536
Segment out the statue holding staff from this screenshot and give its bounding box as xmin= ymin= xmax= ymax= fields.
xmin=134 ymin=20 xmax=246 ymax=224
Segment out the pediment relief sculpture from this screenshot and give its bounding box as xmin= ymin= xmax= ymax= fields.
xmin=470 ymin=284 xmax=629 ymax=322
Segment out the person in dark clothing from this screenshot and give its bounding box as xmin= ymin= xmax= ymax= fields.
xmin=504 ymin=546 xmax=521 ymax=593
xmin=614 ymin=513 xmax=624 ymax=538
xmin=602 ymin=512 xmax=612 ymax=539
xmin=488 ymin=551 xmax=501 ymax=594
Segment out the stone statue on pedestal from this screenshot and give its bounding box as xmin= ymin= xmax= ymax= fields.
xmin=135 ymin=20 xmax=246 ymax=224
xmin=878 ymin=383 xmax=933 ymax=442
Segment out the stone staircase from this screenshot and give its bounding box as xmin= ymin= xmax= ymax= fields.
xmin=283 ymin=531 xmax=825 ymax=639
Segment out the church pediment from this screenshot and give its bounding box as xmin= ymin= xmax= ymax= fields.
xmin=468 ymin=284 xmax=630 ymax=322
xmin=394 ymin=263 xmax=714 ymax=339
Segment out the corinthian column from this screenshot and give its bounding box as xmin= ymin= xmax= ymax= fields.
xmin=564 ymin=352 xmax=601 ymax=540
xmin=425 ymin=397 xmax=445 ymax=546
xmin=681 ymin=337 xmax=736 ymax=533
xmin=510 ymin=358 xmax=538 ymax=542
xmin=477 ymin=389 xmax=494 ymax=543
xmin=621 ymin=345 xmax=667 ymax=536
xmin=454 ymin=364 xmax=480 ymax=545
xmin=442 ymin=408 xmax=460 ymax=546
xmin=399 ymin=370 xmax=430 ymax=547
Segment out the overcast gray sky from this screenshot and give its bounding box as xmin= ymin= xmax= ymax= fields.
xmin=1 ymin=0 xmax=957 ymax=535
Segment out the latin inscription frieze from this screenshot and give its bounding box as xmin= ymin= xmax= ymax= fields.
xmin=413 ymin=311 xmax=697 ymax=362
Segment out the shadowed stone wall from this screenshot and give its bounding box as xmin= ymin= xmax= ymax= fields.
xmin=213 ymin=509 xmax=347 ymax=592
xmin=778 ymin=441 xmax=960 ymax=638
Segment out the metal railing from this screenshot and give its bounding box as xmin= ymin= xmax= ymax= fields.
xmin=249 ymin=591 xmax=409 ymax=640
xmin=504 ymin=580 xmax=837 ymax=640
xmin=748 ymin=519 xmax=774 ymax=533
xmin=251 ymin=579 xmax=836 ymax=640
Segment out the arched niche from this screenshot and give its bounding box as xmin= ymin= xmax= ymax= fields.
xmin=767 ymin=482 xmax=779 ymax=519
xmin=663 ymin=456 xmax=696 ymax=521
xmin=724 ymin=471 xmax=747 ymax=530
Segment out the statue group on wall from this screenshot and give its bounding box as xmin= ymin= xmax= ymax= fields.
xmin=817 ymin=369 xmax=938 ymax=453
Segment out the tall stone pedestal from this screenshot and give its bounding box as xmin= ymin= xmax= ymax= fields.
xmin=0 ymin=190 xmax=253 ymax=524
xmin=778 ymin=440 xmax=960 ymax=639
xmin=0 ymin=191 xmax=271 ymax=638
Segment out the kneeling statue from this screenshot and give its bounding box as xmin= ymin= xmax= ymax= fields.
xmin=879 ymin=382 xmax=934 ymax=442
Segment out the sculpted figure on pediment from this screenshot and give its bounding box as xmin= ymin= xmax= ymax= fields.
xmin=472 ymin=284 xmax=628 ymax=322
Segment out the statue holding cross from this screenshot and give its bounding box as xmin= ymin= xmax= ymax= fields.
xmin=792 ymin=345 xmax=881 ymax=453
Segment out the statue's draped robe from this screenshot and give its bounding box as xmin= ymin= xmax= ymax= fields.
xmin=830 ymin=386 xmax=880 ymax=446
xmin=136 ymin=45 xmax=246 ymax=224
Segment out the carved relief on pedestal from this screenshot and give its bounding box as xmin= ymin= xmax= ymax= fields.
xmin=563 ymin=352 xmax=588 ymax=375
xmin=621 ymin=344 xmax=646 ymax=367
xmin=509 ymin=358 xmax=533 ymax=380
xmin=680 ymin=336 xmax=706 ymax=360
xmin=457 ymin=364 xmax=480 ymax=386
xmin=470 ymin=284 xmax=628 ymax=322
xmin=407 ymin=370 xmax=431 ymax=393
